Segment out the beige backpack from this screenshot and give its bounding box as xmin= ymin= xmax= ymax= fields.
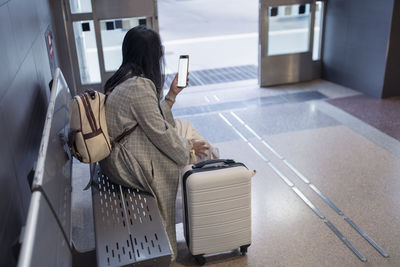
xmin=68 ymin=89 xmax=135 ymax=163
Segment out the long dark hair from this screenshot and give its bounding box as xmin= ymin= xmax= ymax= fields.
xmin=104 ymin=25 xmax=164 ymax=95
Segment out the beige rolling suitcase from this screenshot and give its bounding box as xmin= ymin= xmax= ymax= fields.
xmin=182 ymin=159 xmax=256 ymax=265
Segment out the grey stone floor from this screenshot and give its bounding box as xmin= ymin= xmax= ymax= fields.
xmin=71 ymin=79 xmax=400 ymax=266
xmin=71 ymin=159 xmax=94 ymax=252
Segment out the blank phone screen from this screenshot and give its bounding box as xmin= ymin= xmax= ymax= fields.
xmin=177 ymin=57 xmax=188 ymax=87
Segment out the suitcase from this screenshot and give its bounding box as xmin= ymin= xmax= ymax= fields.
xmin=182 ymin=159 xmax=256 ymax=265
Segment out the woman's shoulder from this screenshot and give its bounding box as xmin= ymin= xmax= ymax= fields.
xmin=112 ymin=76 xmax=156 ymax=97
xmin=122 ymin=76 xmax=156 ymax=89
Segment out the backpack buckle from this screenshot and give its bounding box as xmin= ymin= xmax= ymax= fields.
xmin=85 ymin=89 xmax=96 ymax=100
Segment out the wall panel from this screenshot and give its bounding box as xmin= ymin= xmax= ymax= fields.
xmin=0 ymin=6 xmax=20 ymax=99
xmin=383 ymin=0 xmax=400 ymax=97
xmin=0 ymin=0 xmax=54 ymax=265
xmin=8 ymin=0 xmax=40 ymax=63
xmin=322 ymin=0 xmax=394 ymax=98
xmin=0 ymin=53 xmax=38 ymax=214
xmin=32 ymin=31 xmax=52 ymax=101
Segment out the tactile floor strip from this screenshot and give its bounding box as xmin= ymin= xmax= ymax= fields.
xmin=163 ymin=64 xmax=257 ymax=89
xmin=219 ymin=111 xmax=390 ymax=262
xmin=226 ymin=111 xmax=389 ymax=261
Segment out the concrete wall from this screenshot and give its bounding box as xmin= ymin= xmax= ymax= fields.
xmin=322 ymin=0 xmax=395 ymax=98
xmin=0 ymin=0 xmax=54 ymax=265
xmin=382 ymin=0 xmax=400 ymax=98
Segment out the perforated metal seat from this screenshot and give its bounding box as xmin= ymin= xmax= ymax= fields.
xmin=18 ymin=68 xmax=170 ymax=267
xmin=91 ymin=164 xmax=172 ymax=267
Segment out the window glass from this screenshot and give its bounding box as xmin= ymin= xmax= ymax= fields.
xmin=267 ymin=4 xmax=311 ymax=56
xmin=70 ymin=0 xmax=92 ymax=14
xmin=313 ymin=2 xmax=324 ymax=61
xmin=72 ymin=21 xmax=101 ymax=84
xmin=100 ymin=17 xmax=149 ymax=72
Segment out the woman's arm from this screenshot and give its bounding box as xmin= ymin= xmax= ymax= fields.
xmin=160 ymin=100 xmax=175 ymax=126
xmin=128 ymin=77 xmax=190 ymax=166
xmin=164 ymin=73 xmax=189 ymax=109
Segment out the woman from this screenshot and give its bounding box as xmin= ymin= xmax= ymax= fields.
xmin=100 ymin=25 xmax=208 ymax=260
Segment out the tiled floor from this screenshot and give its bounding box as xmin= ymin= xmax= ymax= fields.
xmin=327 ymin=95 xmax=400 ymax=141
xmin=72 ymin=79 xmax=400 ymax=266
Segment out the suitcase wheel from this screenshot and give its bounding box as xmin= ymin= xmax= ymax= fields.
xmin=240 ymin=245 xmax=250 ymax=256
xmin=194 ymin=254 xmax=206 ymax=265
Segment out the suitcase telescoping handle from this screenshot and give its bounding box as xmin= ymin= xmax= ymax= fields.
xmin=192 ymin=159 xmax=236 ymax=169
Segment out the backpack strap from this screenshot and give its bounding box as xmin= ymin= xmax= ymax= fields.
xmin=111 ymin=124 xmax=138 ymax=148
xmin=82 ymin=125 xmax=138 ymax=191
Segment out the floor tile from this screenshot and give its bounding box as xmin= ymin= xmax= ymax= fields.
xmin=327 ymin=95 xmax=400 ymax=141
xmin=229 ymin=102 xmax=340 ymax=136
xmin=71 ymin=79 xmax=400 ymax=266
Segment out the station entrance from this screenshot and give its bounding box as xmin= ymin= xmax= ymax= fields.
xmin=52 ymin=0 xmax=159 ymax=95
xmin=53 ymin=0 xmax=326 ymax=95
xmin=259 ymin=0 xmax=325 ymax=86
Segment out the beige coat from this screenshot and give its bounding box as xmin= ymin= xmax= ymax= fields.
xmin=100 ymin=76 xmax=190 ymax=258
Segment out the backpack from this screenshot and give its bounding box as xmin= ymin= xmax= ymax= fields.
xmin=68 ymin=89 xmax=136 ymax=163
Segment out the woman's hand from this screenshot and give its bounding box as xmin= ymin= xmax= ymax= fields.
xmin=165 ymin=73 xmax=189 ymax=108
xmin=191 ymin=139 xmax=209 ymax=158
xmin=168 ymin=73 xmax=189 ymax=97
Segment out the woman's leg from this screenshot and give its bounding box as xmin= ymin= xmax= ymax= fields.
xmin=174 ymin=119 xmax=220 ymax=162
xmin=150 ymin=168 xmax=180 ymax=261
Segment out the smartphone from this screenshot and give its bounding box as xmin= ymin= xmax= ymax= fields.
xmin=177 ymin=55 xmax=189 ymax=88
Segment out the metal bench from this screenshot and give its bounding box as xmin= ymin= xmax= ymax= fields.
xmin=91 ymin=165 xmax=172 ymax=266
xmin=17 ymin=68 xmax=172 ymax=267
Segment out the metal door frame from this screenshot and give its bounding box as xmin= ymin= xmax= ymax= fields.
xmin=259 ymin=0 xmax=326 ymax=87
xmin=62 ymin=0 xmax=159 ymax=94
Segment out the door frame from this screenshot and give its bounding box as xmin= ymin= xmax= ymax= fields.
xmin=62 ymin=0 xmax=159 ymax=94
xmin=259 ymin=0 xmax=326 ymax=87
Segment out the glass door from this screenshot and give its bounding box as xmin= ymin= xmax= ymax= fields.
xmin=259 ymin=0 xmax=325 ymax=86
xmin=64 ymin=0 xmax=159 ymax=94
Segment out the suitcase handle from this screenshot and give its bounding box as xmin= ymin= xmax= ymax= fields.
xmin=192 ymin=159 xmax=235 ymax=169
